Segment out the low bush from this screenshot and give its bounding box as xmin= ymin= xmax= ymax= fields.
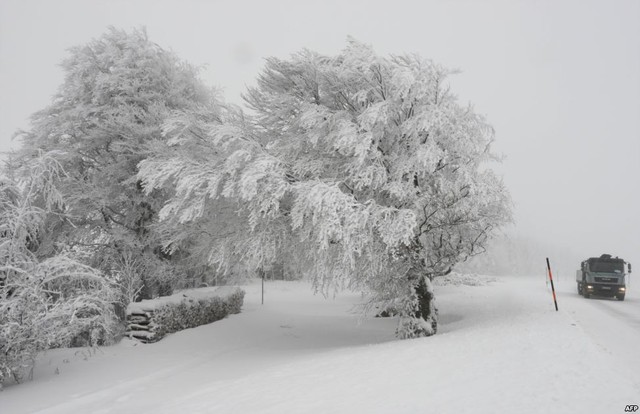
xmin=126 ymin=287 xmax=245 ymax=342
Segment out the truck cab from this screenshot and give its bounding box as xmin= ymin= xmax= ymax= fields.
xmin=576 ymin=254 xmax=630 ymax=301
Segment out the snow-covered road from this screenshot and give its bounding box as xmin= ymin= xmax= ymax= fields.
xmin=1 ymin=275 xmax=639 ymax=414
xmin=554 ymin=277 xmax=640 ymax=389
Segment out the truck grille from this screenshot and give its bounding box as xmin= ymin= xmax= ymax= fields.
xmin=594 ymin=277 xmax=619 ymax=283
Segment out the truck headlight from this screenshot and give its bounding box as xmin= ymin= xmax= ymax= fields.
xmin=619 ymin=287 xmax=626 ymax=292
xmin=587 ymin=285 xmax=593 ymax=289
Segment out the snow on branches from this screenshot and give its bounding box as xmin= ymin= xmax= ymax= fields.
xmin=139 ymin=39 xmax=511 ymax=338
xmin=1 ymin=152 xmax=119 ymax=386
xmin=13 ymin=27 xmax=220 ymax=299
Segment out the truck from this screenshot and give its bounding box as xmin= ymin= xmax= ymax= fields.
xmin=576 ymin=254 xmax=631 ymax=301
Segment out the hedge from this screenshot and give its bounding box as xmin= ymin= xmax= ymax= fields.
xmin=125 ymin=287 xmax=244 ymax=343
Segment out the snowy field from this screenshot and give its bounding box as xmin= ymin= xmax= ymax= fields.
xmin=1 ymin=274 xmax=639 ymax=414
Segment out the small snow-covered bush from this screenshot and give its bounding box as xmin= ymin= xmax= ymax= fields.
xmin=0 ymin=255 xmax=121 ymax=386
xmin=154 ymin=297 xmax=226 ymax=338
xmin=1 ymin=155 xmax=120 ymax=387
xmin=126 ymin=287 xmax=244 ymax=342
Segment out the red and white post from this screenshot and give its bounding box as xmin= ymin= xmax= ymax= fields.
xmin=546 ymin=257 xmax=559 ymax=311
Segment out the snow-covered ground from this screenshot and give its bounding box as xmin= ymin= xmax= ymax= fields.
xmin=2 ymin=274 xmax=639 ymax=414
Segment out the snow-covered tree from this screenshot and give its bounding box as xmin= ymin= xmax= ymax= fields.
xmin=0 ymin=152 xmax=119 ymax=386
xmin=14 ymin=27 xmax=217 ymax=299
xmin=139 ymin=39 xmax=511 ymax=337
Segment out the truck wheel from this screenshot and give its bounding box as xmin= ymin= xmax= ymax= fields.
xmin=577 ymin=283 xmax=582 ymax=295
xmin=617 ymin=294 xmax=625 ymax=301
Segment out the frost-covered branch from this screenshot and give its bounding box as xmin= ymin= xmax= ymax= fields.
xmin=139 ymin=38 xmax=512 ymax=339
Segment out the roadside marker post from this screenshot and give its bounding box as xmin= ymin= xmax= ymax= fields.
xmin=546 ymin=257 xmax=559 ymax=311
xmin=545 ymin=266 xmax=549 ymax=288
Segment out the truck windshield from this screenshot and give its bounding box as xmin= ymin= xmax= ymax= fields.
xmin=590 ymin=261 xmax=624 ymax=273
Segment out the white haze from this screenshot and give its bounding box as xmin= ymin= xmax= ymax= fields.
xmin=1 ymin=0 xmax=638 ymax=275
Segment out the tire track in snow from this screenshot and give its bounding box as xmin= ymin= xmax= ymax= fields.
xmin=557 ymin=287 xmax=640 ymax=394
xmin=591 ymin=298 xmax=640 ymax=331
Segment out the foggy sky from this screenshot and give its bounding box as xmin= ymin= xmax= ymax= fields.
xmin=1 ymin=0 xmax=638 ymax=272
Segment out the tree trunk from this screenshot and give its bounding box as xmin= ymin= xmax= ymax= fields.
xmin=415 ymin=275 xmax=437 ymax=334
xmin=396 ymin=273 xmax=438 ymax=339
